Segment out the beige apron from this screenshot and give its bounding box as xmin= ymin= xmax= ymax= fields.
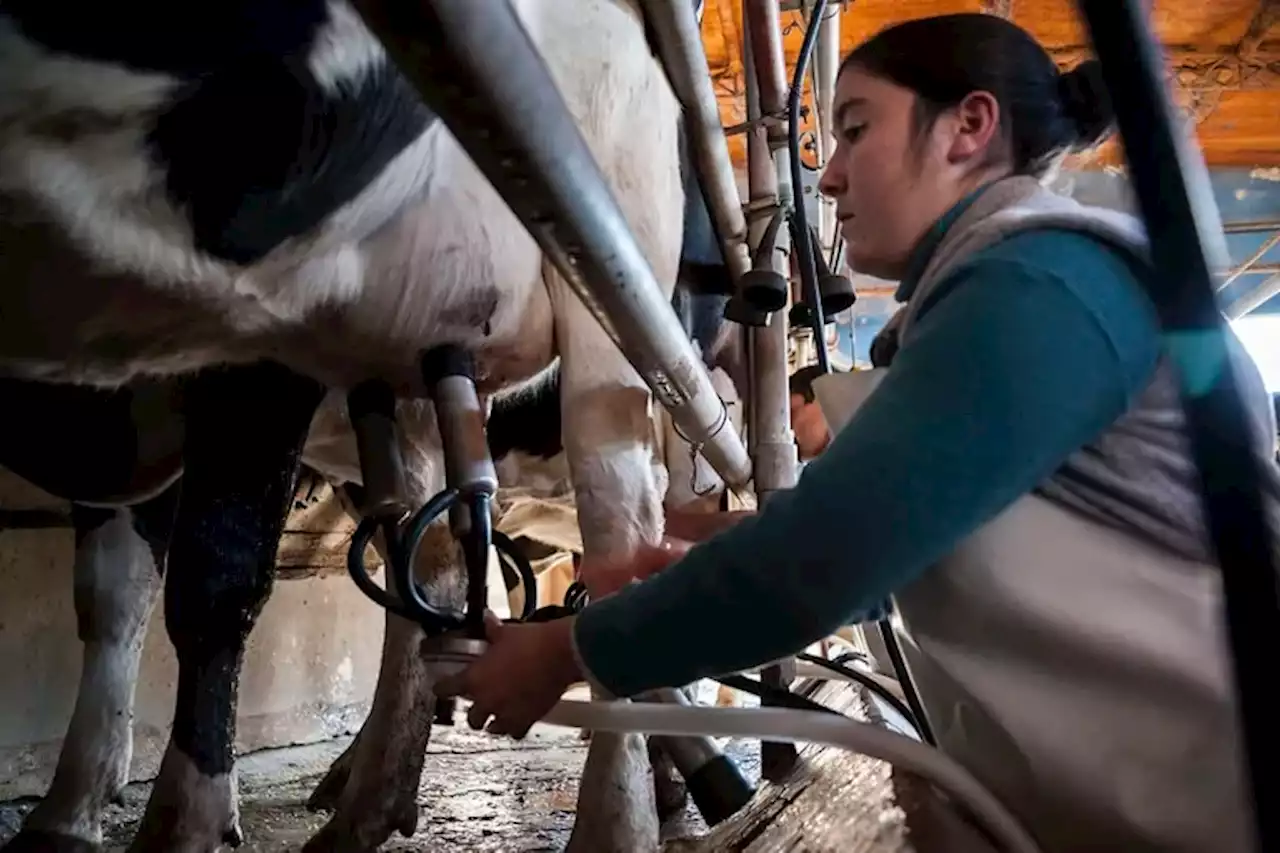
xmin=812 ymin=177 xmax=1280 ymax=853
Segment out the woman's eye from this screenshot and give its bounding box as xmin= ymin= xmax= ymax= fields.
xmin=839 ymin=124 xmax=865 ymax=144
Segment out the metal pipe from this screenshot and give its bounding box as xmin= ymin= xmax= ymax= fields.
xmin=814 ymin=0 xmax=842 ymax=249
xmin=743 ymin=0 xmax=800 ymax=783
xmin=1227 ymin=263 xmax=1280 ymax=277
xmin=1225 ymin=272 xmax=1280 ymax=319
xmin=1225 ymin=219 xmax=1280 ymax=234
xmin=742 ymin=6 xmax=797 ymax=501
xmin=640 ymin=0 xmax=752 ymax=283
xmin=350 ymin=0 xmax=751 ymax=490
xmin=1076 ymin=1 xmax=1280 ymax=849
xmin=745 ymin=0 xmax=790 ymax=117
xmin=1217 ymin=232 xmax=1280 ymax=291
xmin=744 ymin=50 xmax=778 ymax=223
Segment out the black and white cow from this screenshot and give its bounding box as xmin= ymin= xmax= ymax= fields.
xmin=0 ymin=0 xmax=742 ymax=849
xmin=0 ymin=282 xmax=737 ymax=853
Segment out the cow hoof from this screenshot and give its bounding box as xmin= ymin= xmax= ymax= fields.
xmin=128 ymin=814 xmax=242 ymax=853
xmin=302 ymin=737 xmax=421 ymax=852
xmin=126 ymin=747 xmax=241 ymax=853
xmin=653 ymin=769 xmax=689 ymax=823
xmin=306 ymin=740 xmax=357 ymax=813
xmin=301 ymin=801 xmax=420 ymax=853
xmin=1 ymin=830 xmax=101 ymax=853
xmin=127 ymin=808 xmax=243 ymax=853
xmin=648 ymin=741 xmax=689 ymax=823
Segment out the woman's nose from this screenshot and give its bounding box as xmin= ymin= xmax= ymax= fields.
xmin=818 ymin=159 xmax=843 ymax=199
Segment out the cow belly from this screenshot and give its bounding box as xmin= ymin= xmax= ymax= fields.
xmin=0 ymin=165 xmax=554 ymax=394
xmin=0 ymin=205 xmax=250 ymax=385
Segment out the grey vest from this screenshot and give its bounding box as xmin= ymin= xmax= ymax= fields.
xmin=874 ymin=175 xmax=1280 ymax=565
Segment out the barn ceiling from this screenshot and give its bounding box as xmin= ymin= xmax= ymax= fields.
xmin=703 ymin=0 xmax=1280 ymax=168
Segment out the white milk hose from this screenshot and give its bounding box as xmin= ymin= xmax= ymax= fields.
xmin=540 ymin=699 xmax=1043 ymax=853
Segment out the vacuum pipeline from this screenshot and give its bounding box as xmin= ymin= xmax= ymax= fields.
xmin=540 ymin=699 xmax=1042 ymax=853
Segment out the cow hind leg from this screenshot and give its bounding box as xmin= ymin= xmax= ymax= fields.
xmin=648 ymin=737 xmax=690 ymax=824
xmin=301 ymin=610 xmax=431 ymax=853
xmin=304 ymin=466 xmax=465 ymax=853
xmin=127 ymin=361 xmax=325 ymax=853
xmin=4 ymin=488 xmax=178 ymax=853
xmin=303 ymin=607 xmax=434 ymax=850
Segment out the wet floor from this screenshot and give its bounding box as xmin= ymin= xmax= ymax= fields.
xmin=3 ymin=681 xmax=963 ymax=853
xmin=0 ymin=721 xmax=762 ymax=852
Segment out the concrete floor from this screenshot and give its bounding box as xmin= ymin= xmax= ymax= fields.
xmin=0 ymin=722 xmax=761 ymax=852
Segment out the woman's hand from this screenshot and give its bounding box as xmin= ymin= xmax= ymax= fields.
xmin=435 ymin=538 xmax=697 ymax=737
xmin=582 ymin=537 xmax=691 ymax=599
xmin=435 ymin=611 xmax=582 ymax=739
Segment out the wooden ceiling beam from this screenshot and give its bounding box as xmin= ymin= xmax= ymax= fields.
xmin=710 ymin=50 xmax=1280 ymax=90
xmin=979 ymin=0 xmax=1015 ymax=18
xmin=1239 ymin=0 xmax=1280 ymax=58
xmin=704 ymin=0 xmax=1280 ymax=165
xmin=1044 ymin=46 xmax=1280 ymax=92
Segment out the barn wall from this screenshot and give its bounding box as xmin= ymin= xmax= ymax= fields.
xmin=0 ymin=469 xmax=387 ymax=799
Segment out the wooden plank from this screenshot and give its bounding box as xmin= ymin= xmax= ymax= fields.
xmin=668 ymin=679 xmax=1001 ymax=853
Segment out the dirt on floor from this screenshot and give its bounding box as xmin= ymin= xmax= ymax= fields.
xmin=0 ymin=722 xmax=762 ymax=852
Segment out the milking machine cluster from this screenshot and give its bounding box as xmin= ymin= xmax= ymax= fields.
xmin=343 ymin=344 xmax=757 ymax=827
xmin=345 ymin=345 xmax=534 ymax=659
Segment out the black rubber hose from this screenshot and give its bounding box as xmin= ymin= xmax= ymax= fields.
xmin=795 ymin=652 xmax=920 ymax=737
xmin=787 ymin=0 xmax=830 ymax=373
xmin=346 ymin=515 xmax=412 ymax=620
xmin=397 ymin=487 xmax=467 ymax=631
xmin=714 ymin=673 xmax=840 ymax=716
xmin=493 ymin=530 xmax=539 ymax=622
xmin=877 ymin=617 xmax=937 ymax=747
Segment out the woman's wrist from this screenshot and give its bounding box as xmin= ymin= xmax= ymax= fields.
xmin=565 ymin=613 xmax=615 ymax=698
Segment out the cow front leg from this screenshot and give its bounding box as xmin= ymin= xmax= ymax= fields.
xmin=563 ymin=381 xmax=667 ymax=852
xmin=305 ymin=449 xmax=466 ymax=853
xmin=127 ymin=362 xmax=325 ymax=853
xmin=4 ymin=488 xmax=178 ymax=853
xmin=550 ymin=301 xmax=669 ymax=852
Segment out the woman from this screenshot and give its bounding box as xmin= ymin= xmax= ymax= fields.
xmin=438 ymin=13 xmax=1279 ymax=853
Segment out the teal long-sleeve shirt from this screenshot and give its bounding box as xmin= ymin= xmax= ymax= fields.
xmin=572 ymin=195 xmax=1163 ymax=700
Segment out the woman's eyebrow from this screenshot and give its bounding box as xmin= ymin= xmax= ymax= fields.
xmin=834 ymin=97 xmax=867 ymax=126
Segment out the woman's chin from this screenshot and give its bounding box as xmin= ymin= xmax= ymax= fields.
xmin=845 ymin=248 xmax=893 ymax=281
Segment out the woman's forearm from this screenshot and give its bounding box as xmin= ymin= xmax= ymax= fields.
xmin=570 ymin=259 xmax=1153 ymax=699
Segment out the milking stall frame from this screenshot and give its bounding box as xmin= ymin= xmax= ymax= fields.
xmin=328 ymin=0 xmax=1280 ymax=851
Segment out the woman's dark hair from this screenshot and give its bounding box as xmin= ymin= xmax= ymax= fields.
xmin=842 ymin=13 xmax=1114 ymax=176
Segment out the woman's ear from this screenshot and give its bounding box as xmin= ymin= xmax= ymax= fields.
xmin=945 ymin=90 xmax=1001 ymax=165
